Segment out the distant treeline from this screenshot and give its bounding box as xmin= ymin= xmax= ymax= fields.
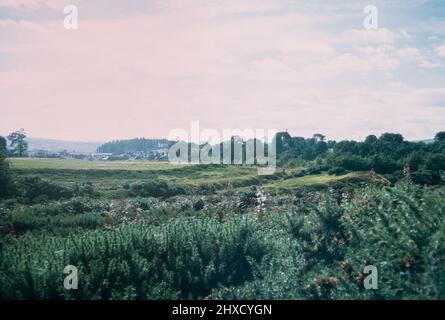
xmin=96 ymin=138 xmax=171 ymax=154
xmin=95 ymin=132 xmax=445 ymax=177
xmin=275 ymin=131 xmax=445 ymax=185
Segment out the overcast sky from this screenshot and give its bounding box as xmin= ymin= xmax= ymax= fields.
xmin=1 ymin=0 xmax=445 ymax=142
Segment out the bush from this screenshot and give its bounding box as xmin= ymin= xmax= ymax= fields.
xmin=328 ymin=167 xmax=347 ymax=176
xmin=128 ymin=180 xmax=188 ymax=198
xmin=385 ymin=171 xmax=403 ymax=185
xmin=371 ymin=155 xmax=399 ymax=174
xmin=0 ymin=160 xmax=15 ymax=198
xmin=213 ymin=182 xmax=445 ymax=300
xmin=0 ymin=216 xmax=269 ymax=299
xmin=169 ymin=184 xmax=187 ymax=196
xmin=334 ymin=155 xmax=369 ymax=171
xmin=425 ymin=154 xmax=445 ymax=172
xmin=129 ymin=180 xmax=170 ymax=198
xmin=198 ymin=183 xmax=217 ymax=195
xmin=20 ymin=176 xmax=75 ymax=201
xmin=237 ymin=188 xmax=257 ymax=213
xmin=75 ymin=181 xmax=95 ymax=196
xmin=410 ymin=170 xmax=442 ymax=185
xmin=0 ymin=137 xmax=15 ymax=198
xmin=193 ymin=199 xmax=205 ymax=211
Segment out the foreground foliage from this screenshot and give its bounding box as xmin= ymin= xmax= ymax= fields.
xmin=1 ymin=181 xmax=444 ymax=299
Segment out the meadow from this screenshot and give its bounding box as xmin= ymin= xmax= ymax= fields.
xmin=8 ymin=158 xmax=364 ymax=194
xmin=1 ymin=157 xmax=444 ymax=300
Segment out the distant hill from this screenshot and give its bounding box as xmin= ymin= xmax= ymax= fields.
xmin=27 ymin=137 xmax=102 ymax=153
xmin=417 ymin=139 xmax=435 ymax=144
xmin=96 ymin=138 xmax=171 ymax=154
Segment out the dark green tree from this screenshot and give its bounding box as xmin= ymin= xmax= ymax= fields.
xmin=0 ymin=136 xmax=14 ymax=197
xmin=379 ymin=133 xmax=404 ymax=144
xmin=313 ymin=133 xmax=326 ymax=142
xmin=0 ymin=136 xmax=6 ymax=159
xmin=275 ymin=132 xmax=292 ymax=154
xmin=425 ymin=154 xmax=445 ymax=172
xmin=364 ymin=134 xmax=378 ymax=144
xmin=434 ymin=131 xmax=445 ymax=143
xmin=405 ymin=151 xmax=424 ymax=171
xmin=7 ymin=129 xmax=28 ymax=157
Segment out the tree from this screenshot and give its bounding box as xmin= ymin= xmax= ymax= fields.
xmin=0 ymin=136 xmax=6 ymax=160
xmin=434 ymin=131 xmax=445 ymax=143
xmin=364 ymin=135 xmax=378 ymax=144
xmin=0 ymin=136 xmax=14 ymax=197
xmin=425 ymin=154 xmax=445 ymax=172
xmin=334 ymin=140 xmax=359 ymax=154
xmin=315 ymin=141 xmax=328 ymax=155
xmin=405 ymin=151 xmax=424 ymax=172
xmin=371 ymin=155 xmax=398 ymax=174
xmin=275 ymin=132 xmax=292 ymax=154
xmin=313 ymin=133 xmax=326 ymax=142
xmin=379 ymin=133 xmax=404 ymax=144
xmin=327 ymin=140 xmax=336 ymax=149
xmin=7 ymin=129 xmax=28 ymax=157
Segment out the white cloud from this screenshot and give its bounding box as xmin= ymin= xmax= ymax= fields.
xmin=0 ymin=0 xmax=68 ymax=8
xmin=436 ymin=44 xmax=445 ymax=58
xmin=337 ymin=28 xmax=395 ymax=45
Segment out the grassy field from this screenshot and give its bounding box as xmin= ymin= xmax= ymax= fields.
xmin=9 ymin=157 xmax=189 ymax=171
xmin=9 ymin=158 xmax=259 ymax=187
xmin=261 ymin=172 xmax=365 ymax=192
xmin=8 ymin=157 xmax=367 ymax=196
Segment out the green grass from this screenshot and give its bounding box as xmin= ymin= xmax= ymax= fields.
xmin=9 ymin=157 xmax=189 ymax=171
xmin=8 ymin=158 xmax=261 ymax=193
xmin=8 ymin=158 xmax=367 ymax=196
xmin=266 ymin=172 xmax=364 ymax=187
xmin=9 ymin=158 xmax=258 ymax=184
xmin=260 ymin=172 xmax=368 ymax=193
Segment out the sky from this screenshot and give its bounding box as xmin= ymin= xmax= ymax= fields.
xmin=1 ymin=0 xmax=445 ymax=142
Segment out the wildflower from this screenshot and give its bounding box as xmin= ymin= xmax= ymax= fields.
xmin=226 ymin=180 xmax=233 ymax=193
xmin=341 ymin=260 xmax=350 ymax=270
xmin=403 ymin=163 xmax=411 ymax=175
xmin=254 ymin=188 xmax=268 ymax=214
xmin=369 ymin=167 xmax=376 ymax=181
xmin=207 ymin=182 xmax=215 ymax=196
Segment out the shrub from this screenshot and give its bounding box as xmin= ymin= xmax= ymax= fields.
xmin=371 ymin=155 xmax=399 ymax=174
xmin=425 ymin=154 xmax=445 ymax=172
xmin=20 ymin=176 xmax=75 ymax=202
xmin=385 ymin=171 xmax=403 ymax=185
xmin=0 ymin=160 xmax=15 ymax=198
xmin=410 ymin=170 xmax=442 ymax=185
xmin=76 ymin=181 xmax=95 ymax=196
xmin=129 ymin=180 xmax=170 ymax=198
xmin=328 ymin=167 xmax=347 ymax=176
xmin=169 ymin=184 xmax=187 ymax=196
xmin=334 ymin=155 xmax=369 ymax=171
xmin=193 ymin=199 xmax=205 ymax=211
xmin=216 ymin=183 xmax=445 ymax=300
xmin=236 ymin=188 xmax=258 ymax=213
xmin=0 ymin=216 xmax=269 ymax=299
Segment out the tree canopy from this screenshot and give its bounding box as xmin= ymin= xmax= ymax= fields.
xmin=7 ymin=129 xmax=28 ymax=157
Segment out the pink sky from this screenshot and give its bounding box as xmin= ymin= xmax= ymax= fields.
xmin=1 ymin=0 xmax=445 ymax=142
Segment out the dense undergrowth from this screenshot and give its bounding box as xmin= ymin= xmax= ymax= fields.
xmin=1 ymin=180 xmax=444 ymax=299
